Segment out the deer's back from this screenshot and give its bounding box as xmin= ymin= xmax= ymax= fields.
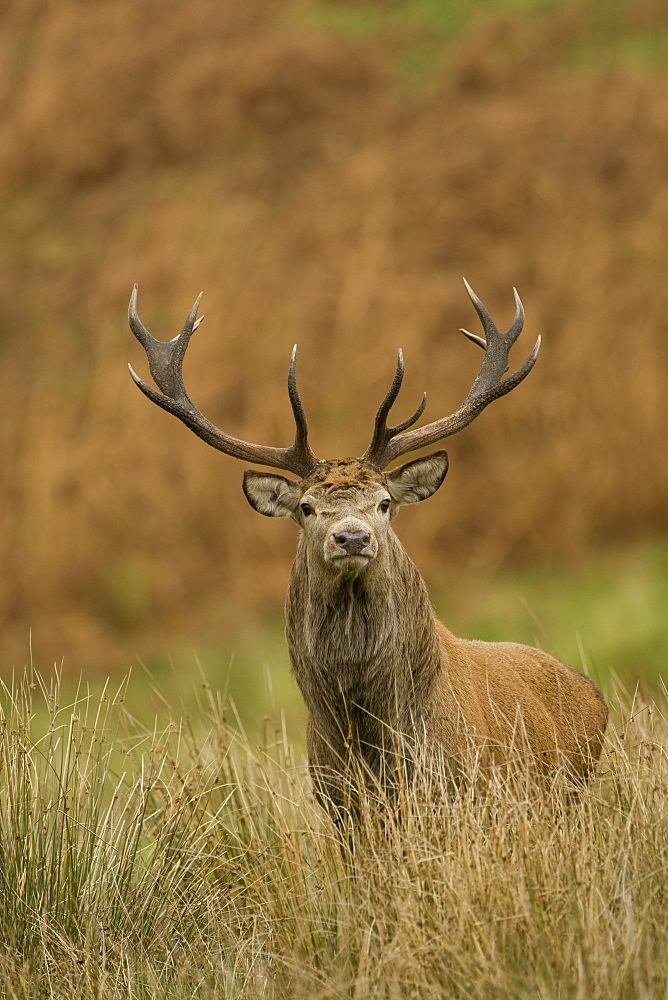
xmin=432 ymin=624 xmax=608 ymax=776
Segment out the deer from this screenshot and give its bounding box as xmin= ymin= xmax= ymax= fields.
xmin=128 ymin=280 xmax=608 ymax=819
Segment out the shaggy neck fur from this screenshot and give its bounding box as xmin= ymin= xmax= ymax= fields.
xmin=285 ymin=525 xmax=444 ymax=770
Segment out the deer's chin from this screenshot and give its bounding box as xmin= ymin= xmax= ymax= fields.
xmin=327 ymin=553 xmax=374 ymax=577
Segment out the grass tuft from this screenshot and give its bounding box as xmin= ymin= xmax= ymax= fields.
xmin=0 ymin=669 xmax=666 ymax=997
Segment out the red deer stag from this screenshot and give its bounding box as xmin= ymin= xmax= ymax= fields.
xmin=128 ymin=281 xmax=607 ymax=815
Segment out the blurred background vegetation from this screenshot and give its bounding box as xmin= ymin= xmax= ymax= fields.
xmin=0 ymin=0 xmax=666 ymax=734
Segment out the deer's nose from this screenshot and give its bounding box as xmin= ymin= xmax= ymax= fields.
xmin=333 ymin=531 xmax=371 ymax=555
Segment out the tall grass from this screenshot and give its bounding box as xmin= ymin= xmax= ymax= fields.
xmin=1 ymin=668 xmax=666 ymax=998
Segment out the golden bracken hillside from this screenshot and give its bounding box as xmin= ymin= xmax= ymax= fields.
xmin=1 ymin=0 xmax=666 ymax=669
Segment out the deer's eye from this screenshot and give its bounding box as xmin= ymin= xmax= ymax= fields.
xmin=300 ymin=502 xmax=314 ymax=517
xmin=378 ymin=498 xmax=391 ymax=514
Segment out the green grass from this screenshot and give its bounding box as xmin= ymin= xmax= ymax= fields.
xmin=567 ymin=24 xmax=668 ymax=72
xmin=297 ymin=0 xmax=668 ymax=91
xmin=0 ymin=668 xmax=666 ymax=998
xmin=441 ymin=541 xmax=668 ymax=689
xmin=298 ymin=0 xmax=562 ymax=41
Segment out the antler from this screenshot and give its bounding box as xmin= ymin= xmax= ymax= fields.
xmin=363 ymin=279 xmax=541 ymax=469
xmin=128 ymin=285 xmax=319 ymax=477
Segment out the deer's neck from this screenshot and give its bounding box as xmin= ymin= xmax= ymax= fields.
xmin=285 ymin=531 xmax=442 ymax=742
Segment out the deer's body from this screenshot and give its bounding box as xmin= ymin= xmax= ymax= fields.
xmin=128 ymin=281 xmax=608 ymax=815
xmin=283 ymin=461 xmax=607 ymax=811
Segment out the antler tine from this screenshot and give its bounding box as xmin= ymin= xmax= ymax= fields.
xmin=460 ymin=327 xmax=487 ymax=349
xmin=129 ymin=284 xmax=202 ymax=409
xmin=128 ymin=286 xmax=319 ymax=478
xmin=462 ymin=277 xmax=498 ymax=344
xmin=365 ymin=281 xmax=540 ymax=469
xmin=507 ymin=287 xmax=525 ymax=343
xmin=369 ymin=349 xmax=405 ymax=448
xmin=128 ymin=284 xmax=153 ymax=350
xmin=286 ymin=345 xmax=318 ymax=469
xmin=363 ymin=350 xmax=427 ymax=466
xmin=461 ymin=279 xmax=524 ymax=350
xmin=392 ymin=390 xmax=427 ymax=434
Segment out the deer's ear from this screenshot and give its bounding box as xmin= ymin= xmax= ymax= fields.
xmin=243 ymin=471 xmax=301 ymax=518
xmin=387 ymin=451 xmax=449 ymax=506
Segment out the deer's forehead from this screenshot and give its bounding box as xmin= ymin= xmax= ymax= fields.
xmin=300 ymin=460 xmax=388 ymax=504
xmin=301 ymin=460 xmax=386 ymax=491
xmin=303 ymin=485 xmax=385 ymax=509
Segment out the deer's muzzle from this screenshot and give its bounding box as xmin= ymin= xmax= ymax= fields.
xmin=325 ymin=518 xmax=378 ymax=569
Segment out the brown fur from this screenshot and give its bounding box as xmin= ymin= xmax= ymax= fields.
xmin=275 ymin=459 xmax=608 ymax=816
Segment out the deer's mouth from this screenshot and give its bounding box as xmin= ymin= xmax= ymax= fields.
xmin=330 ymin=551 xmax=373 ymax=565
xmin=328 ymin=552 xmax=374 ymax=577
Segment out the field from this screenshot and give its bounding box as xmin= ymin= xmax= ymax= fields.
xmin=1 ymin=671 xmax=667 ymax=999
xmin=1 ymin=2 xmax=667 ymax=995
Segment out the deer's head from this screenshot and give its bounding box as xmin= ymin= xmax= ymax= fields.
xmin=128 ymin=280 xmax=539 ymax=579
xmin=242 ymin=454 xmax=448 ymax=579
